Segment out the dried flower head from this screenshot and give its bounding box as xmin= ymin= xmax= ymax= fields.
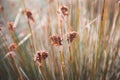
xmin=8 ymin=43 xmax=17 ymax=52
xmin=25 ymin=9 xmax=34 ymax=22
xmin=50 ymin=35 xmax=62 ymax=46
xmin=67 ymin=31 xmax=78 ymax=43
xmin=60 ymin=5 xmax=68 ymax=16
xmin=42 ymin=51 xmax=48 ymax=60
xmin=57 ymin=5 xmax=68 ymax=16
xmin=5 ymin=51 xmax=16 ymax=58
xmin=0 ymin=5 xmax=3 ymax=12
xmin=7 ymin=21 xmax=14 ymax=32
xmin=33 ymin=50 xmax=48 ymax=64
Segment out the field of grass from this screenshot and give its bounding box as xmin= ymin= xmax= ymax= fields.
xmin=0 ymin=0 xmax=120 ymax=80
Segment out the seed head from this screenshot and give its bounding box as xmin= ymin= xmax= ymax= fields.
xmin=57 ymin=5 xmax=68 ymax=16
xmin=50 ymin=35 xmax=62 ymax=46
xmin=25 ymin=9 xmax=34 ymax=22
xmin=67 ymin=31 xmax=78 ymax=43
xmin=7 ymin=21 xmax=14 ymax=32
xmin=34 ymin=51 xmax=42 ymax=63
xmin=42 ymin=51 xmax=48 ymax=59
xmin=8 ymin=43 xmax=17 ymax=52
xmin=60 ymin=5 xmax=68 ymax=16
xmin=34 ymin=50 xmax=48 ymax=64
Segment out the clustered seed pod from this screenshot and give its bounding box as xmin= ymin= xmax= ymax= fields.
xmin=25 ymin=9 xmax=34 ymax=22
xmin=57 ymin=5 xmax=68 ymax=16
xmin=50 ymin=35 xmax=62 ymax=46
xmin=7 ymin=21 xmax=14 ymax=32
xmin=8 ymin=43 xmax=17 ymax=52
xmin=33 ymin=50 xmax=48 ymax=64
xmin=67 ymin=31 xmax=78 ymax=43
xmin=60 ymin=5 xmax=68 ymax=16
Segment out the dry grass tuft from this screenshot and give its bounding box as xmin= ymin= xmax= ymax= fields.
xmin=0 ymin=0 xmax=120 ymax=80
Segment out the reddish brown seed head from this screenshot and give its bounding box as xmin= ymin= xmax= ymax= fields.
xmin=34 ymin=51 xmax=42 ymax=63
xmin=7 ymin=21 xmax=14 ymax=32
xmin=42 ymin=51 xmax=48 ymax=60
xmin=8 ymin=43 xmax=17 ymax=52
xmin=50 ymin=35 xmax=62 ymax=46
xmin=67 ymin=31 xmax=78 ymax=43
xmin=60 ymin=5 xmax=68 ymax=16
xmin=33 ymin=50 xmax=48 ymax=64
xmin=25 ymin=9 xmax=34 ymax=22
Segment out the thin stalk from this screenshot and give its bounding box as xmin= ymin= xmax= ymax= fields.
xmin=27 ymin=21 xmax=36 ymax=52
xmin=10 ymin=57 xmax=24 ymax=80
xmin=59 ymin=47 xmax=65 ymax=80
xmin=94 ymin=0 xmax=105 ymax=79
